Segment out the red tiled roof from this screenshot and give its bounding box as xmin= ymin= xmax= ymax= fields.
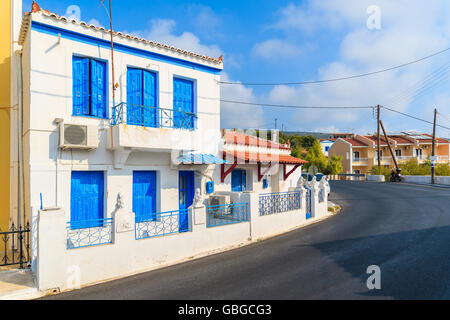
xmin=224 ymin=131 xmax=291 ymax=150
xmin=342 ymin=138 xmax=368 ymax=147
xmin=363 ymin=135 xmax=390 ymax=146
xmin=419 ymin=134 xmax=449 ymax=144
xmin=224 ymin=151 xmax=307 ymax=165
xmin=23 ymin=2 xmax=223 ymax=65
xmin=388 ymin=136 xmax=414 ymax=144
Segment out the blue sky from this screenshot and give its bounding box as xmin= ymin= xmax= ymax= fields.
xmin=24 ymin=0 xmax=450 ymax=137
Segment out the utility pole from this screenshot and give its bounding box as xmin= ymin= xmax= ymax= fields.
xmin=380 ymin=120 xmax=399 ymax=170
xmin=107 ymin=0 xmax=116 ymax=108
xmin=431 ymin=108 xmax=437 ymax=184
xmin=377 ymin=105 xmax=381 ymax=169
xmin=281 ymin=123 xmax=284 ymax=133
xmin=275 ymin=118 xmax=278 ymax=130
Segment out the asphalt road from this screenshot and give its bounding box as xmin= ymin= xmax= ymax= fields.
xmin=43 ymin=181 xmax=450 ymax=300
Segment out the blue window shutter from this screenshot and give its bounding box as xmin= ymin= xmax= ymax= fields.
xmin=90 ymin=59 xmax=107 ymax=118
xmin=241 ymin=170 xmax=247 ymax=191
xmin=70 ymin=171 xmax=104 ymax=229
xmin=173 ymin=78 xmax=194 ymax=129
xmin=133 ymin=171 xmax=157 ymax=222
xmin=143 ymin=71 xmax=157 ymax=127
xmin=127 ymin=68 xmax=143 ymax=125
xmin=72 ymin=57 xmax=90 ymax=116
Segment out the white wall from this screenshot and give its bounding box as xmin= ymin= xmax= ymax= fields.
xmin=22 ymin=14 xmax=222 ymax=221
xmin=35 ymin=180 xmax=330 ymax=292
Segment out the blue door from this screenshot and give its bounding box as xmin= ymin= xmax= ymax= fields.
xmin=231 ymin=169 xmax=246 ymax=192
xmin=133 ymin=171 xmax=157 ymax=223
xmin=173 ymin=78 xmax=194 ymax=129
xmin=70 ymin=171 xmax=104 ymax=229
xmin=127 ymin=68 xmax=157 ymax=127
xmin=179 ymin=171 xmax=194 ymax=232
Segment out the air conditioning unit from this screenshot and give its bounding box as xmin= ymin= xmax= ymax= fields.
xmin=208 ymin=195 xmax=232 ymax=217
xmin=59 ymin=122 xmax=99 ymax=150
xmin=208 ymin=195 xmax=231 ymax=207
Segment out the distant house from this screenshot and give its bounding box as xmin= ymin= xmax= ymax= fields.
xmin=328 ymin=132 xmax=450 ymax=178
xmin=319 ymin=139 xmax=335 ymax=156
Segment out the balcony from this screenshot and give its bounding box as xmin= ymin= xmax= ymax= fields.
xmin=107 ymin=103 xmax=201 ymax=168
xmin=111 ymin=103 xmax=197 ymax=130
xmin=374 ymin=157 xmax=393 ymax=165
xmin=352 ymin=157 xmax=368 ymax=165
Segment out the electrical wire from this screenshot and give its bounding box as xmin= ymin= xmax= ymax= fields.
xmin=220 ymin=47 xmax=450 ymax=86
xmin=219 ymin=99 xmax=374 ymax=110
xmin=381 ymin=106 xmax=450 ymax=130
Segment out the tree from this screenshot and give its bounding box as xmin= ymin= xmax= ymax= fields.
xmin=325 ymin=155 xmax=343 ymax=175
xmin=303 ymin=139 xmax=328 ymax=173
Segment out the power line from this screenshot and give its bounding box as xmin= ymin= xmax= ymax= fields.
xmin=220 ymin=99 xmax=374 ymax=110
xmin=381 ymin=106 xmax=450 ymax=130
xmin=220 ymin=46 xmax=450 ymax=86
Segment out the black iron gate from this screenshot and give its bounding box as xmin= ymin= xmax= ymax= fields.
xmin=0 ymin=223 xmax=30 ymax=269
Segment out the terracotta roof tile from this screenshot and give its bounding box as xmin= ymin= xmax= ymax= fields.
xmin=23 ymin=3 xmax=223 ymax=65
xmin=225 ymin=151 xmax=307 ymax=165
xmin=342 ymin=138 xmax=368 ymax=147
xmin=224 ymin=131 xmax=291 ymax=150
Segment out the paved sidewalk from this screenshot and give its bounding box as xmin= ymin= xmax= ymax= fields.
xmin=0 ymin=269 xmax=41 ymax=300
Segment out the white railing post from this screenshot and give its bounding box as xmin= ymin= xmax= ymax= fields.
xmin=240 ymin=192 xmax=258 ymax=240
xmin=37 ymin=207 xmax=66 ymax=292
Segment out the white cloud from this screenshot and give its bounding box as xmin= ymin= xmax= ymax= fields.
xmin=220 ymin=73 xmax=265 ymax=129
xmin=87 ymin=19 xmax=103 ymax=28
xmin=144 ymin=18 xmax=223 ymax=58
xmin=251 ymin=39 xmax=304 ymax=60
xmin=255 ymin=0 xmax=450 ymax=133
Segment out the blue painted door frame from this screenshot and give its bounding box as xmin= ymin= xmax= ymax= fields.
xmin=133 ymin=171 xmax=157 ymax=222
xmin=70 ymin=171 xmax=104 ymax=229
xmin=179 ymin=171 xmax=194 ymax=232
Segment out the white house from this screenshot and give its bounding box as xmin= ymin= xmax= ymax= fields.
xmin=19 ymin=4 xmax=224 ymax=228
xmin=319 ymin=139 xmax=335 ymax=156
xmin=14 ymin=3 xmax=329 ymax=292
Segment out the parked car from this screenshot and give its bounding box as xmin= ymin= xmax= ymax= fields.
xmin=301 ymin=173 xmax=331 ymax=196
xmin=315 ymin=173 xmax=331 ymax=196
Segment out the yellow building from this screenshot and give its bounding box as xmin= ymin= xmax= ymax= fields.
xmin=0 ymin=0 xmax=22 ymax=231
xmin=329 ymin=132 xmax=450 ymax=178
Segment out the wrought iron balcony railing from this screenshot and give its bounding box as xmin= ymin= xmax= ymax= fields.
xmin=135 ymin=209 xmax=191 ymax=240
xmin=259 ymin=191 xmax=301 ymax=216
xmin=206 ymin=203 xmax=249 ymax=228
xmin=111 ymin=102 xmax=197 ymax=130
xmin=66 ymin=218 xmax=113 ymax=249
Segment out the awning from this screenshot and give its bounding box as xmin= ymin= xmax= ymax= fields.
xmin=178 ymin=153 xmax=228 ymax=165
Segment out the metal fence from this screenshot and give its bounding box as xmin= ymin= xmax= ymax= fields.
xmin=111 ymin=102 xmax=197 ymax=130
xmin=66 ymin=218 xmax=113 ymax=249
xmin=0 ymin=223 xmax=30 ymax=268
xmin=259 ymin=191 xmax=301 ymax=216
xmin=135 ymin=209 xmax=191 ymax=240
xmin=206 ymin=203 xmax=249 ymax=228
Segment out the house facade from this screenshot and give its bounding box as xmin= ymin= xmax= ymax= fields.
xmin=319 ymin=139 xmax=335 ymax=156
xmin=18 ymin=5 xmax=226 ymax=228
xmin=0 ymin=0 xmax=22 ymax=231
xmin=329 ymin=132 xmax=450 ymax=177
xmin=6 ymin=3 xmax=332 ymax=291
